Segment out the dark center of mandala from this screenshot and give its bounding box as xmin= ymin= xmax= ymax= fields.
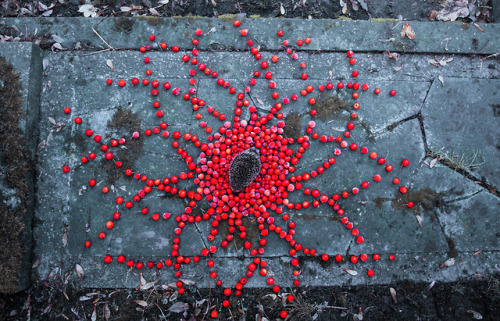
xmin=228 ymin=147 xmax=261 ymax=193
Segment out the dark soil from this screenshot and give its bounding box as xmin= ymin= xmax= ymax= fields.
xmin=0 ymin=56 xmax=33 ymax=293
xmin=283 ymin=112 xmax=303 ymax=138
xmin=0 ymin=275 xmax=498 ymax=320
xmin=315 ymin=93 xmax=348 ymax=122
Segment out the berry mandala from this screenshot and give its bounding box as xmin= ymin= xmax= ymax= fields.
xmin=57 ymin=20 xmax=421 ymax=313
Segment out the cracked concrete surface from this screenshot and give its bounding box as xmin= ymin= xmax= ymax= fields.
xmin=1 ymin=18 xmax=499 ymax=290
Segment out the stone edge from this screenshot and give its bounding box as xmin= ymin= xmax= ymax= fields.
xmin=0 ymin=17 xmax=499 ymax=54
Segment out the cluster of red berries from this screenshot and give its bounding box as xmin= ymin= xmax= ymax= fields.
xmin=61 ymin=20 xmax=415 ymax=319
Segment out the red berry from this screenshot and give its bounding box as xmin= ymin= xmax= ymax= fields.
xmin=74 ymin=117 xmax=82 ymax=124
xmin=148 ymin=34 xmax=155 ymax=41
xmin=390 ymin=90 xmax=397 ymax=96
xmin=64 ymin=107 xmax=71 ymax=114
xmin=367 ymin=269 xmax=374 ymax=277
xmin=402 ymin=158 xmax=410 ymax=167
xmin=280 ymin=311 xmax=288 ymax=318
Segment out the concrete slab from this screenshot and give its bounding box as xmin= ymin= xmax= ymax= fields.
xmin=1 ymin=17 xmax=499 ymax=54
xmin=29 ymin=20 xmax=500 ymax=291
xmin=0 ymin=43 xmax=43 ymax=293
xmin=421 ymin=78 xmax=500 ymax=189
xmin=410 ymin=165 xmax=500 ymax=252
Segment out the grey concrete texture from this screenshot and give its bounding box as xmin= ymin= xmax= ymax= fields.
xmin=1 ymin=17 xmax=499 ymax=54
xmin=0 ymin=43 xmax=43 ymax=292
xmin=422 ymin=78 xmax=500 ymax=188
xmin=1 ymin=18 xmax=499 ymax=291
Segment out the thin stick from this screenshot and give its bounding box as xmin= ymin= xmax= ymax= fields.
xmin=92 ymin=27 xmax=114 ymax=50
xmin=77 ymin=48 xmax=111 ymax=57
xmin=321 ymin=306 xmax=348 ymax=310
xmin=485 ymin=52 xmax=500 ymax=59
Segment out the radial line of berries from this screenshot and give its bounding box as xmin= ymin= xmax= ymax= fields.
xmin=62 ymin=20 xmax=412 ymax=316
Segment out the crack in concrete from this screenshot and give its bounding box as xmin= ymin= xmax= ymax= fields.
xmin=429 ymin=207 xmax=458 ymax=258
xmin=194 ymin=221 xmax=209 ymax=249
xmin=443 ymin=189 xmax=483 ymax=205
xmin=425 ymin=150 xmax=500 ymax=198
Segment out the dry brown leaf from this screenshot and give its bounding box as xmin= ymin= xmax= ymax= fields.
xmin=62 ymin=229 xmax=68 ymax=247
xmin=467 ymin=309 xmax=483 ymax=320
xmin=473 ymin=23 xmax=484 ymax=32
xmin=52 ymin=42 xmax=64 ymax=51
xmin=430 ymin=158 xmax=439 ymax=168
xmin=140 ymin=273 xmax=146 ymax=286
xmin=104 ymin=301 xmax=111 ymax=320
xmin=390 ymin=288 xmax=397 ymax=304
xmin=473 ymin=250 xmax=482 ymax=256
xmin=440 ymin=258 xmax=455 ymax=268
xmin=140 ymin=281 xmax=157 ymax=291
xmin=438 ymin=75 xmax=445 ymax=87
xmin=416 ymin=215 xmax=423 ymax=227
xmin=79 ymin=4 xmax=98 ymax=17
xmin=75 ymin=264 xmax=85 ymax=280
xmin=211 ymin=0 xmax=217 ymax=6
xmin=358 ymin=0 xmax=368 ymax=10
xmin=351 ymin=0 xmax=360 ymax=11
xmin=427 ymin=280 xmax=436 ymax=291
xmin=169 ymin=302 xmax=189 ymax=313
xmin=32 ymin=256 xmax=40 ymax=268
xmin=48 ymin=117 xmax=57 ymax=125
xmin=106 ymin=59 xmax=114 ymax=72
xmin=261 ymin=293 xmax=277 ymax=300
xmin=439 ymin=57 xmax=453 ymax=66
xmin=401 ymin=22 xmax=416 ymax=40
xmin=91 ymin=307 xmax=96 ymax=321
xmin=36 ymin=140 xmax=46 ymax=156
xmin=206 ymin=27 xmax=217 ymax=36
xmin=280 ymin=3 xmax=285 ymax=15
xmin=149 ymin=8 xmax=160 ymax=16
xmin=429 ymin=10 xmax=438 ymax=20
xmin=180 ymin=279 xmax=195 ymax=286
xmin=342 ymin=268 xmax=358 ymax=276
xmin=384 ymin=50 xmax=400 ymax=60
xmin=135 ymin=300 xmax=148 ymax=307
xmin=436 ymin=2 xmax=469 ymax=22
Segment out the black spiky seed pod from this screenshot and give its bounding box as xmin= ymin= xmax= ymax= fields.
xmin=228 ymin=147 xmax=261 ymax=193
